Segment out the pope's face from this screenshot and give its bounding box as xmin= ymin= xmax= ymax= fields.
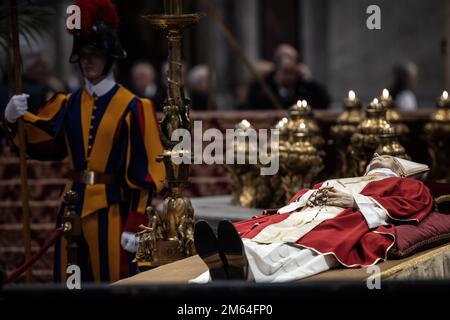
xmin=366 ymin=154 xmax=399 ymax=174
xmin=79 ymin=46 xmax=107 ymax=84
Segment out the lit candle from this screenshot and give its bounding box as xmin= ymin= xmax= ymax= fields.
xmin=348 ymin=90 xmax=356 ymax=101
xmin=442 ymin=91 xmax=448 ymax=100
xmin=382 ymin=89 xmax=390 ymax=100
xmin=241 ymin=119 xmax=251 ymax=128
xmin=301 ymin=100 xmax=308 ymax=107
xmin=296 ymin=100 xmax=302 ymax=107
xmin=372 ymin=98 xmax=379 ymax=104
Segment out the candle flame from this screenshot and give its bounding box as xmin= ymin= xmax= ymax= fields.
xmin=382 ymin=89 xmax=389 ymax=99
xmin=297 ymin=100 xmax=302 ymax=107
xmin=348 ymin=90 xmax=356 ymax=100
xmin=241 ymin=119 xmax=251 ymax=128
xmin=443 ymin=91 xmax=448 ymax=100
xmin=301 ymin=100 xmax=308 ymax=107
xmin=372 ymin=98 xmax=379 ymax=104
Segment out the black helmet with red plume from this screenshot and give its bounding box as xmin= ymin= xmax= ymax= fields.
xmin=68 ymin=0 xmax=126 ymax=64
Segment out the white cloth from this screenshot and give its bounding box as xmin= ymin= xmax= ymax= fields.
xmin=190 ymin=240 xmax=338 ymax=283
xmin=243 ymin=240 xmax=338 ymax=282
xmin=353 ymin=194 xmax=388 ymax=229
xmin=4 ymin=94 xmax=29 ymax=123
xmin=85 ymin=73 xmax=116 ymax=97
xmin=277 ymin=189 xmax=315 ymax=214
xmin=120 ymin=232 xmax=139 ymax=253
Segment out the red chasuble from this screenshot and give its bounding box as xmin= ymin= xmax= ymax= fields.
xmin=234 ymin=177 xmax=432 ymax=267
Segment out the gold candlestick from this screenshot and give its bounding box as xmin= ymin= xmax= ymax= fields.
xmin=331 ymin=90 xmax=364 ymax=177
xmin=349 ymin=98 xmax=407 ymax=175
xmin=379 ymin=88 xmax=409 ymax=136
xmin=278 ymin=100 xmax=324 ymax=204
xmin=424 ymin=91 xmax=450 ymax=182
xmin=225 ymin=120 xmax=273 ymax=208
xmin=135 ymin=2 xmax=205 ymax=269
xmin=287 ymin=100 xmax=325 ymax=150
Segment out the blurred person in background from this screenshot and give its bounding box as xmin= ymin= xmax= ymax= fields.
xmin=21 ymin=51 xmax=66 ymax=113
xmin=389 ymin=61 xmax=419 ymax=111
xmin=130 ymin=61 xmax=165 ymax=111
xmin=246 ymin=44 xmax=330 ymax=110
xmin=187 ymin=64 xmax=215 ymax=110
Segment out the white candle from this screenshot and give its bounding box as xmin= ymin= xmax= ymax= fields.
xmin=241 ymin=119 xmax=251 ymax=128
xmin=348 ymin=90 xmax=356 ymax=101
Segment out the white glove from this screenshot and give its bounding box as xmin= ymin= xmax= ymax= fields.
xmin=5 ymin=94 xmax=29 ymax=123
xmin=121 ymin=232 xmax=140 ymax=253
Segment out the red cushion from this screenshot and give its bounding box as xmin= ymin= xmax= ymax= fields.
xmin=388 ymin=212 xmax=450 ymax=259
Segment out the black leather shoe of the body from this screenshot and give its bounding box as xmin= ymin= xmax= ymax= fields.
xmin=194 ymin=220 xmax=228 ymax=280
xmin=217 ymin=220 xmax=249 ymax=280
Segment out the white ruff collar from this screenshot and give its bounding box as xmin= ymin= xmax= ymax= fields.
xmin=85 ymin=73 xmax=116 ymax=97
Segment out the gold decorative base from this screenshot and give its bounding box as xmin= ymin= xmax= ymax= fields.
xmin=137 ymin=240 xmax=185 ymax=270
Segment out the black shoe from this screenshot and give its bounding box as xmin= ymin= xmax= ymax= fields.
xmin=194 ymin=220 xmax=227 ymax=280
xmin=217 ymin=220 xmax=248 ymax=280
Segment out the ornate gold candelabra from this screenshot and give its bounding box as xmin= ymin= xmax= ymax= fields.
xmin=226 ymin=100 xmax=324 ymax=208
xmin=349 ymin=98 xmax=407 ymax=175
xmin=278 ymin=100 xmax=324 ymax=202
xmin=424 ymin=91 xmax=450 ymax=182
xmin=286 ymin=100 xmax=325 ymax=150
xmin=279 ymin=129 xmax=323 ymax=202
xmin=375 ymin=126 xmax=409 ymax=159
xmin=135 ymin=1 xmax=204 ymax=269
xmin=330 ymin=90 xmax=364 ymax=177
xmin=226 ymin=120 xmax=273 ymax=208
xmin=379 ymin=89 xmax=409 ymax=136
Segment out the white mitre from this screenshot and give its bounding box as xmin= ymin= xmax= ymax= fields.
xmin=394 ymin=157 xmax=430 ymax=179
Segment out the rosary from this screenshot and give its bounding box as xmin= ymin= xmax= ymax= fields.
xmin=305 ymin=182 xmax=332 ymax=221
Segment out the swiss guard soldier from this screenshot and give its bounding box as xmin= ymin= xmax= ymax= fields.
xmin=3 ymin=0 xmax=165 ymax=283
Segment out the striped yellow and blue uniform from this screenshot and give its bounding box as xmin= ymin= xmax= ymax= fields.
xmin=10 ymin=84 xmax=165 ymax=283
